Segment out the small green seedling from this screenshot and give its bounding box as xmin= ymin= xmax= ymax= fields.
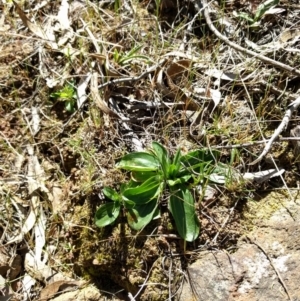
xmin=50 ymin=82 xmax=76 ymax=112
xmin=235 ymin=0 xmax=279 ymax=26
xmin=95 ymin=142 xmax=225 ymax=242
xmin=113 ymin=45 xmax=149 ymax=67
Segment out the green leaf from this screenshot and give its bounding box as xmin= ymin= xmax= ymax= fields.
xmin=95 ymin=203 xmax=120 ymax=227
xmin=168 ymin=148 xmax=183 ymax=178
xmin=169 ymin=185 xmax=200 ymax=242
xmin=117 ymin=152 xmax=160 ymax=171
xmin=181 ymin=149 xmax=218 ymax=167
xmin=236 ymin=12 xmax=254 ymax=23
xmin=131 ymin=170 xmax=159 ymax=182
xmin=172 ymin=149 xmax=182 ymax=172
xmin=102 ymin=187 xmax=120 ymax=202
xmin=126 ymin=200 xmax=158 ymax=230
xmin=167 ymin=175 xmax=192 ymax=187
xmin=151 ymin=142 xmax=170 ymax=177
xmin=180 ymin=149 xmax=219 ymax=175
xmin=122 ymin=175 xmax=163 ymax=205
xmin=254 ymin=0 xmax=279 ymax=21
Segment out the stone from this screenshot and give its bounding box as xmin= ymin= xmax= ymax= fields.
xmin=179 ymin=199 xmax=300 ymax=301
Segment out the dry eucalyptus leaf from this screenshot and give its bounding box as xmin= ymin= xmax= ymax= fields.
xmin=48 ymin=185 xmax=65 ymax=214
xmin=77 ymin=72 xmax=92 ymax=109
xmin=13 ymin=1 xmax=52 ymax=41
xmin=243 ymin=169 xmax=285 ymax=183
xmin=57 ymin=0 xmax=70 ymax=30
xmin=31 ymin=107 xmax=40 ymax=136
xmin=50 ymin=285 xmax=101 ymax=301
xmin=165 ymin=59 xmax=191 ymax=80
xmin=25 ymin=252 xmax=70 ymax=284
xmin=40 ymin=280 xmax=85 ymax=301
xmin=22 ymin=273 xmax=36 ymax=301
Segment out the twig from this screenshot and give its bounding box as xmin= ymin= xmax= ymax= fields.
xmin=212 ymin=136 xmax=300 ymax=150
xmin=249 ymin=97 xmax=300 ymax=165
xmin=133 ymin=259 xmax=157 ymax=300
xmin=200 ymin=0 xmax=300 ymax=76
xmin=198 ymin=0 xmax=300 ymax=164
xmin=246 ymin=236 xmax=293 ymax=301
xmin=91 ymin=72 xmax=126 ymax=119
xmin=97 ymin=59 xmax=167 ymax=89
xmin=212 ymin=199 xmax=239 ymax=244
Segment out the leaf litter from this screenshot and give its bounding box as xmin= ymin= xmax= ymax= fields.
xmin=0 ymin=0 xmax=300 ymax=300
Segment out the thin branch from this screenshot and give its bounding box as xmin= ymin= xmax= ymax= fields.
xmin=97 ymin=59 xmax=167 ymax=89
xmin=200 ymin=0 xmax=300 ymax=76
xmin=249 ymin=97 xmax=300 ymax=165
xmin=198 ymin=0 xmax=300 ymax=164
xmin=208 ymin=137 xmax=300 ymax=150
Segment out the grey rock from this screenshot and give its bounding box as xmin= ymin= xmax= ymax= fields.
xmin=179 ymin=200 xmax=300 ymax=301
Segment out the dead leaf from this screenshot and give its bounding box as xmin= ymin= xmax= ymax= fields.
xmin=48 ymin=185 xmax=65 ymax=214
xmin=77 ymin=72 xmax=92 ymax=109
xmin=165 ymin=59 xmax=191 ymax=80
xmin=57 ymin=0 xmax=70 ymax=30
xmin=25 ymin=251 xmax=70 ymax=284
xmin=243 ymin=169 xmax=285 ymax=183
xmin=50 ymin=285 xmax=100 ymax=301
xmin=13 ymin=1 xmax=51 ymax=41
xmin=31 ymin=107 xmax=40 ymax=136
xmin=90 ymin=72 xmax=122 ymax=119
xmin=40 ymin=280 xmax=84 ymax=301
xmin=279 ymin=29 xmax=300 ymax=43
xmin=208 ymin=88 xmax=221 ymax=114
xmin=22 ymin=274 xmax=36 ymax=301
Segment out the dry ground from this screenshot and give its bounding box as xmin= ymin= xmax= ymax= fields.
xmin=1 ymin=0 xmax=300 ymax=300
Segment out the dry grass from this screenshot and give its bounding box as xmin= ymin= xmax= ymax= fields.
xmin=0 ymin=0 xmax=300 ymax=300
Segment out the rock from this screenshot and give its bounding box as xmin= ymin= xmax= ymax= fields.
xmin=179 ymin=198 xmax=300 ymax=301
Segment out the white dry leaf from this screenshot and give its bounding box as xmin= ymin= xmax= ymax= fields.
xmin=48 ymin=185 xmax=65 ymax=214
xmin=6 ymin=185 xmax=37 ymax=243
xmin=27 ymin=146 xmax=48 ymax=193
xmin=263 ymin=7 xmax=285 ymax=16
xmin=192 ymin=86 xmax=206 ymax=96
xmin=0 ymin=12 xmax=10 ymax=32
xmin=14 ymin=151 xmax=25 ymax=172
xmin=196 ymin=184 xmax=218 ymax=201
xmin=22 ymin=274 xmax=36 ymax=301
xmin=31 ymin=107 xmax=40 ymax=136
xmin=43 ymin=17 xmax=58 ymax=49
xmin=57 ymin=29 xmax=74 ymax=47
xmin=13 ymin=1 xmax=56 ymax=49
xmin=7 ymin=147 xmax=48 ymax=245
xmin=279 ymin=29 xmax=300 ymax=43
xmin=56 ymin=0 xmax=75 ymax=47
xmin=208 ymin=88 xmax=221 ymax=114
xmin=205 ymin=69 xmax=239 ymax=81
xmin=243 ymin=169 xmax=285 ymax=183
xmin=57 ymin=0 xmax=70 ymax=30
xmin=46 ymin=77 xmax=60 ymax=88
xmin=192 ymin=86 xmax=221 ymax=113
xmin=155 ymin=68 xmax=170 ymax=96
xmin=0 ymin=275 xmax=6 ymax=291
xmin=77 ymin=72 xmax=92 ymax=109
xmin=35 ymin=205 xmax=47 ymax=263
xmin=205 ymin=68 xmax=257 ymax=82
xmin=25 ymin=251 xmax=71 ymax=284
